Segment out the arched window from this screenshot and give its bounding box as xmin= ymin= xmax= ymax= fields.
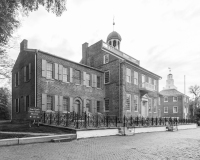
xmin=113 ymin=40 xmax=116 ymax=47
xmin=109 ymin=41 xmax=111 ymax=45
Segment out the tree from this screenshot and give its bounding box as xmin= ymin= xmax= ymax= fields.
xmin=0 ymin=87 xmax=11 ymax=120
xmin=0 ymin=0 xmax=67 ymax=81
xmin=189 ymin=85 xmax=200 ymax=119
xmin=0 ymin=0 xmax=67 ymax=48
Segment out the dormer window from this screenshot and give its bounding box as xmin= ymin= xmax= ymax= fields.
xmin=103 ymin=54 xmax=109 ymax=64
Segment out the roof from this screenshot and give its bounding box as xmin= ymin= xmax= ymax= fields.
xmin=159 ymin=89 xmax=189 ymax=97
xmin=107 ymin=31 xmax=122 ymax=42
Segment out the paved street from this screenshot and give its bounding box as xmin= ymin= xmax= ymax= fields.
xmin=1 ymin=128 xmax=200 ymax=160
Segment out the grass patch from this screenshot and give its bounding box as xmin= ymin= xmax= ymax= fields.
xmin=0 ymin=123 xmax=75 ymax=134
xmin=0 ymin=133 xmax=46 ymax=140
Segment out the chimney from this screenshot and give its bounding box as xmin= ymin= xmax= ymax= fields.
xmin=82 ymin=42 xmax=88 ymax=65
xmin=20 ymin=39 xmax=28 ymax=52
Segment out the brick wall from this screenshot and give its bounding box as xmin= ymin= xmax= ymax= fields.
xmin=37 ymin=51 xmax=105 ymax=113
xmin=12 ymin=50 xmax=36 ymax=121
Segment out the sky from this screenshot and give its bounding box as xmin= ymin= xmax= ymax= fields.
xmin=5 ymin=0 xmax=200 ymax=98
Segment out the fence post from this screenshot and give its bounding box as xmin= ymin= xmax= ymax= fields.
xmin=106 ymin=116 xmax=109 ymax=127
xmin=96 ymin=114 xmax=98 ymax=128
xmin=151 ymin=117 xmax=154 ymax=126
xmin=50 ymin=112 xmax=52 ymax=124
xmin=156 ymin=117 xmax=158 ymax=126
xmin=123 ymin=115 xmax=125 ymax=128
xmin=84 ymin=112 xmax=87 ymax=128
xmin=136 ymin=116 xmax=139 ymax=126
xmin=43 ymin=112 xmax=46 ymax=123
xmin=141 ymin=117 xmax=144 ymax=126
xmin=75 ymin=113 xmax=78 ymax=129
xmin=66 ymin=112 xmax=68 ymax=127
xmin=57 ymin=112 xmax=59 ymax=126
xmin=115 ymin=116 xmax=118 ymax=127
xmin=130 ymin=116 xmax=133 ymax=127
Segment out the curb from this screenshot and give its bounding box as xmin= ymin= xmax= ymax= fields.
xmin=0 ymin=134 xmax=76 ymax=147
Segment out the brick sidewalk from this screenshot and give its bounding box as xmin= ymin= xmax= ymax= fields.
xmin=1 ymin=128 xmax=200 ymax=160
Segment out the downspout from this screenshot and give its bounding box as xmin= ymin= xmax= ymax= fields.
xmin=35 ymin=50 xmax=38 ymax=107
xmin=119 ymin=60 xmax=124 ymax=119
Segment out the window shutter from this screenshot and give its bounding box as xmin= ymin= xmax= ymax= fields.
xmin=18 ymin=98 xmax=20 ymax=112
xmin=59 ymin=96 xmax=63 ymax=112
xmin=94 ymin=75 xmax=97 ymax=87
xmin=42 ymin=59 xmax=47 ymax=77
xmin=15 ymin=73 xmax=16 ymax=87
xmin=54 ymin=95 xmax=58 ymax=111
xmin=83 ymin=72 xmax=86 ymax=85
xmin=70 ymin=68 xmax=73 ymax=83
xmin=24 ymin=96 xmax=26 ymax=111
xmin=69 ymin=97 xmax=73 ymax=112
xmin=54 ymin=63 xmax=58 ymax=80
xmin=42 ymin=94 xmax=47 ymax=111
xmin=29 ymin=63 xmax=31 ymax=80
xmin=59 ymin=64 xmax=63 ymax=81
xmin=18 ymin=72 xmax=20 ymax=85
xmin=29 ymin=95 xmax=31 ymax=107
xmin=24 ymin=67 xmax=26 ymax=82
xmin=91 ymin=74 xmax=94 ymax=87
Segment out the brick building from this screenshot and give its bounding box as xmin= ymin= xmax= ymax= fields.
xmin=159 ymin=73 xmax=189 ymax=119
xmin=12 ymin=30 xmax=161 ymax=121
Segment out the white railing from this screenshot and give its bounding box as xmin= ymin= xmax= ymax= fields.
xmin=102 ymin=42 xmax=140 ymax=65
xmin=139 ymin=82 xmax=155 ymax=92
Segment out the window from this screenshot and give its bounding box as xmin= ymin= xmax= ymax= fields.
xmin=154 ymin=80 xmax=157 ymax=90
xmin=47 ymin=95 xmax=53 ymax=110
xmin=97 ymin=101 xmax=100 ymax=112
xmin=164 ymin=97 xmax=168 ymax=102
xmin=63 ymin=67 xmax=69 ymax=83
xmin=16 ymin=98 xmax=20 ymax=113
xmin=134 ymin=95 xmax=138 ymax=111
xmin=74 ymin=69 xmax=81 ymax=84
xmin=23 ymin=63 xmax=31 ymax=82
xmin=25 ymin=95 xmax=30 ymax=111
xmin=47 ymin=63 xmax=53 ymax=79
xmin=148 ymin=98 xmax=152 ymax=112
xmin=105 ymin=99 xmax=109 ymax=111
xmin=126 ymin=94 xmax=131 ymax=111
xmin=173 ymin=97 xmax=178 ymax=102
xmin=63 ymin=97 xmax=69 ymax=111
xmin=104 ymin=54 xmax=109 ymax=64
xmin=134 ymin=71 xmax=138 ymax=85
xmin=173 ymin=106 xmax=178 ymax=113
xmin=148 ymin=77 xmax=151 ymax=84
xmin=97 ymin=76 xmax=101 ymax=88
xmin=15 ymin=72 xmax=19 ymax=87
xmin=158 ymin=97 xmax=161 ymax=105
xmin=86 ymin=99 xmax=91 ymax=112
xmin=164 ymin=107 xmax=168 ymax=113
xmin=104 ymin=71 xmax=110 ymax=84
xmin=126 ymin=68 xmax=131 ymax=83
xmin=154 ymin=98 xmax=157 ymax=113
xmin=113 ymin=40 xmax=116 ymax=47
xmin=86 ymin=73 xmax=91 ymax=87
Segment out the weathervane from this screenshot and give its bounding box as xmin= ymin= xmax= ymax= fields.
xmin=168 ymin=67 xmax=171 ymax=74
xmin=113 ymin=16 xmax=115 ymax=31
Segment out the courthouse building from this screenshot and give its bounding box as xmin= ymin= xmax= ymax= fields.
xmin=159 ymin=72 xmax=189 ymax=119
xmin=12 ymin=30 xmax=162 ymax=121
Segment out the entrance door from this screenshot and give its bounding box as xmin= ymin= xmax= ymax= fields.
xmin=74 ymin=100 xmax=81 ymax=115
xmin=141 ymin=101 xmax=147 ymax=117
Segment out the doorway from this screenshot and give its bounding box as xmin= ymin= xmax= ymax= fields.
xmin=141 ymin=100 xmax=148 ymax=117
xmin=74 ymin=99 xmax=81 ymax=115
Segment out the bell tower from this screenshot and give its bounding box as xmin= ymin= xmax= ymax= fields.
xmin=163 ymin=68 xmax=177 ymax=90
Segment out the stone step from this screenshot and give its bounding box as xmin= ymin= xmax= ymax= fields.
xmin=51 ymin=134 xmax=76 ymax=142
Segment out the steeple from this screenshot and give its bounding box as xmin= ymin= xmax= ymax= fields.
xmin=107 ymin=18 xmax=122 ymax=50
xmin=163 ymin=68 xmax=177 ymax=90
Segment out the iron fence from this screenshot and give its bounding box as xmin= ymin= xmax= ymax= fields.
xmin=40 ymin=111 xmax=196 ymax=129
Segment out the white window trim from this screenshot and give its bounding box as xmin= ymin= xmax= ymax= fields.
xmin=164 ymin=107 xmax=168 ymax=113
xmin=104 ymin=70 xmax=110 ymax=84
xmin=103 ymin=54 xmax=109 ymax=64
xmin=126 ymin=94 xmax=131 ymax=111
xmin=173 ymin=106 xmax=178 ymax=113
xmin=173 ymin=96 xmax=178 ymax=102
xmin=134 ymin=71 xmax=138 ymax=85
xmin=164 ymin=97 xmax=168 ymax=102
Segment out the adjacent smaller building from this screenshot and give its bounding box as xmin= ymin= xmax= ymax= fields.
xmin=159 ymin=73 xmax=189 ymax=119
